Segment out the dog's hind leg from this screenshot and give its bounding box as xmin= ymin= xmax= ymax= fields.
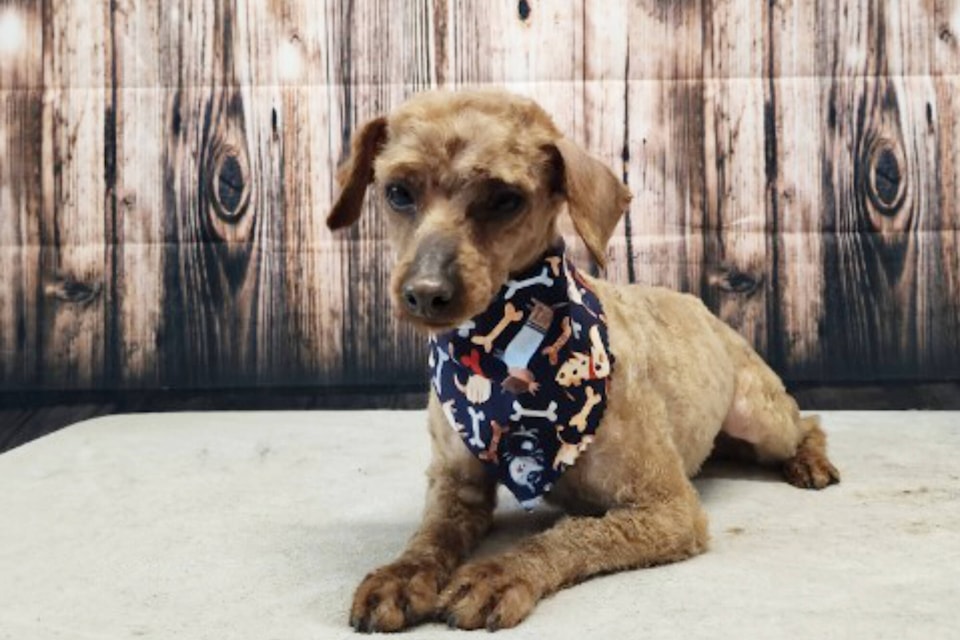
xmin=717 ymin=326 xmax=839 ymax=489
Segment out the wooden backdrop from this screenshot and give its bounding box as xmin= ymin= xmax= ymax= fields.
xmin=1 ymin=0 xmax=958 ymax=392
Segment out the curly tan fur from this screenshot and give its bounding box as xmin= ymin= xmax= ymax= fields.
xmin=328 ymin=89 xmax=840 ymax=633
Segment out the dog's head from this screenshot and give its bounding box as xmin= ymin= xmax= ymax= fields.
xmin=327 ymin=90 xmax=631 ymax=331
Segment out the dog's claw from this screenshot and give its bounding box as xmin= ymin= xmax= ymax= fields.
xmin=348 ymin=613 xmax=369 ymax=634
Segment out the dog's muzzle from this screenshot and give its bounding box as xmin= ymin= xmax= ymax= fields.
xmin=400 ymin=234 xmax=462 ymax=323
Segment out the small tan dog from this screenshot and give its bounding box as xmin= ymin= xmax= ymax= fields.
xmin=328 ymin=90 xmax=839 ymax=632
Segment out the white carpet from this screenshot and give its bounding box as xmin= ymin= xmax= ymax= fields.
xmin=1 ymin=411 xmax=958 ymax=639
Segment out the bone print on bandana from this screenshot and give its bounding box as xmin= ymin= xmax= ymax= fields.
xmin=430 ymin=243 xmax=614 ymax=509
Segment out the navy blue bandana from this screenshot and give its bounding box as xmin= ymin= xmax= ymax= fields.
xmin=429 ymin=244 xmax=614 ymax=509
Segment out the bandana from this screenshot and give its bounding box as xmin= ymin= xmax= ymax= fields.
xmin=429 ymin=243 xmax=614 ymax=509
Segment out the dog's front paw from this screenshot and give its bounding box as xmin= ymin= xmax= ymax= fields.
xmin=783 ymin=452 xmax=840 ymax=489
xmin=439 ymin=559 xmax=540 ymax=631
xmin=350 ymin=560 xmax=444 ymax=633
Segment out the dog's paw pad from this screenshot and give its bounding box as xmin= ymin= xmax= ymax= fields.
xmin=439 ymin=561 xmax=538 ymax=630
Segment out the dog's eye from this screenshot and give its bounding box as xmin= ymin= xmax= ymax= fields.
xmin=488 ymin=189 xmax=526 ymax=216
xmin=385 ymin=183 xmax=416 ymax=214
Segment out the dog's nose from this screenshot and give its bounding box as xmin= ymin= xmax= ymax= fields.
xmin=402 ymin=278 xmax=455 ymax=319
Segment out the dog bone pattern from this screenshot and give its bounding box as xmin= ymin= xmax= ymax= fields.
xmin=503 ymin=267 xmax=554 ymax=300
xmin=430 ymin=243 xmax=614 ymax=507
xmin=471 ymin=302 xmax=523 ymax=353
xmin=553 ymin=429 xmax=595 ymax=470
xmin=509 ymin=424 xmax=540 ymax=441
xmin=587 ymin=324 xmax=611 ymax=378
xmin=478 ymin=420 xmax=507 ymax=463
xmin=441 ymin=399 xmax=465 ymax=435
xmin=563 ymin=259 xmax=585 ymax=306
xmin=430 ymin=343 xmax=451 ymax=393
xmin=571 ymin=319 xmax=582 ymax=339
xmin=545 ymin=255 xmax=562 ymax=277
xmin=466 ymin=406 xmax=486 ymax=448
xmin=541 ymin=316 xmax=572 ymax=365
xmin=456 ymin=319 xmax=476 ymax=338
xmin=569 ymin=386 xmax=601 ymax=431
xmin=510 ymin=399 xmax=558 ymax=422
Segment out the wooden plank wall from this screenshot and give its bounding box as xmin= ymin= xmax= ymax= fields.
xmin=0 ymin=0 xmax=958 ymax=392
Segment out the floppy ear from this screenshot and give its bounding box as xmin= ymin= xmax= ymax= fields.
xmin=547 ymin=138 xmax=632 ymax=267
xmin=326 ymin=116 xmax=388 ymax=230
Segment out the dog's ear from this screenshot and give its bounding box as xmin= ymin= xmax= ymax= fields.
xmin=327 ymin=117 xmax=388 ymax=230
xmin=546 ymin=138 xmax=632 ymax=267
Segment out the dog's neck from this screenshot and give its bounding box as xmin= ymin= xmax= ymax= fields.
xmin=428 ymin=243 xmax=614 ymax=508
xmin=503 ymin=233 xmax=565 ymax=280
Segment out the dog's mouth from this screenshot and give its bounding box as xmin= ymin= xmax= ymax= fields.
xmin=407 ymin=316 xmax=459 ymax=332
xmin=393 ymin=301 xmax=470 ymax=334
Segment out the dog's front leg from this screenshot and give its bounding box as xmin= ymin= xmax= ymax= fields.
xmin=439 ymin=481 xmax=708 ymax=631
xmin=350 ymin=394 xmax=496 ymax=633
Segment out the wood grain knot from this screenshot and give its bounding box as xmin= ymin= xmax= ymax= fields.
xmin=209 ymin=145 xmax=251 ymax=222
xmin=940 ymin=26 xmax=956 ymax=45
xmin=866 ymin=140 xmax=906 ymax=216
xmin=708 ymin=266 xmax=762 ymax=296
xmin=44 ymin=277 xmax=101 ymax=305
xmin=518 ymin=0 xmax=531 ymax=22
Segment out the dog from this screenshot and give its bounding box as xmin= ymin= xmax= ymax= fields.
xmin=327 ymin=89 xmax=840 ymax=632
